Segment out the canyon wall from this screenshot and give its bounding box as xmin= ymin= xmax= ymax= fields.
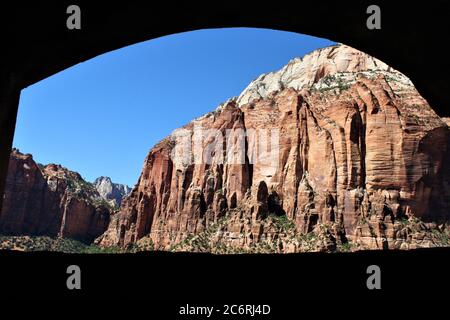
xmin=99 ymin=44 xmax=450 ymax=252
xmin=0 ymin=149 xmax=112 ymax=243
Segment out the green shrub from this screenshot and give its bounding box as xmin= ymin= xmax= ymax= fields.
xmin=269 ymin=214 xmax=295 ymax=232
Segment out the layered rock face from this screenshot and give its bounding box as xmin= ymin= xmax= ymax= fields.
xmin=99 ymin=44 xmax=450 ymax=252
xmin=0 ymin=149 xmax=112 ymax=243
xmin=94 ymin=176 xmax=131 ymax=207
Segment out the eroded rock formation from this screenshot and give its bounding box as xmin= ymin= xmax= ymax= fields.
xmin=99 ymin=44 xmax=450 ymax=252
xmin=0 ymin=149 xmax=112 ymax=243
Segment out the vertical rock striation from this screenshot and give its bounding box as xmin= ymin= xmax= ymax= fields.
xmin=101 ymin=44 xmax=450 ymax=251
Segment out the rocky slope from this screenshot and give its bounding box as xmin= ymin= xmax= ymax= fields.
xmin=98 ymin=44 xmax=450 ymax=253
xmin=0 ymin=149 xmax=112 ymax=243
xmin=94 ymin=176 xmax=131 ymax=207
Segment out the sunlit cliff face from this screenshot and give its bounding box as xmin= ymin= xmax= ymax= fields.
xmin=97 ymin=44 xmax=450 ymax=253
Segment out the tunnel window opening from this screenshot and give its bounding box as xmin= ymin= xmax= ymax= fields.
xmin=3 ymin=25 xmax=447 ymax=255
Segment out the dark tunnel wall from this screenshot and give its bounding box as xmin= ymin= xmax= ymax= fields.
xmin=1 ymin=0 xmax=450 ymax=212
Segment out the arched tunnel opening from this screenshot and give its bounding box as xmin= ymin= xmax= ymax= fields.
xmin=0 ymin=3 xmax=449 ymax=255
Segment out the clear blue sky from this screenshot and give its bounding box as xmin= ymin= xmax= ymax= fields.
xmin=14 ymin=28 xmax=334 ymax=186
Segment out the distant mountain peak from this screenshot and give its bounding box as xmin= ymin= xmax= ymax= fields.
xmin=93 ymin=176 xmax=131 ymax=207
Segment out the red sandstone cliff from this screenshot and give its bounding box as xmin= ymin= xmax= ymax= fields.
xmin=98 ymin=44 xmax=450 ymax=252
xmin=0 ymin=149 xmax=111 ymax=243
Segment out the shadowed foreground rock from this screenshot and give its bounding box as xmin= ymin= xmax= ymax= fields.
xmin=98 ymin=44 xmax=450 ymax=252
